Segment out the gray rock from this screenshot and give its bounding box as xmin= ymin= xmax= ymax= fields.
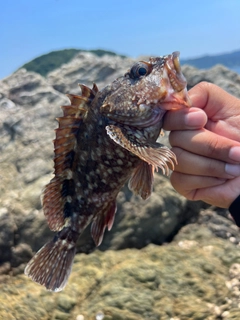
xmin=0 ymin=208 xmax=15 ymax=263
xmin=99 ymin=174 xmax=202 ymax=251
xmin=47 ymin=52 xmax=134 ymax=94
xmin=182 ymin=64 xmax=240 ymax=98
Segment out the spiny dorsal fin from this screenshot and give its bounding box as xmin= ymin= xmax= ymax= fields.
xmin=66 ymin=93 xmax=88 ymax=105
xmin=77 ymin=83 xmax=99 ymax=100
xmin=92 ymin=83 xmax=99 ymax=95
xmin=54 ymin=93 xmax=90 ymax=176
xmin=42 ymin=92 xmax=90 ymax=231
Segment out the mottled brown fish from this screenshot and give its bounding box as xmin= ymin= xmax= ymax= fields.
xmin=25 ymin=52 xmax=191 ymax=291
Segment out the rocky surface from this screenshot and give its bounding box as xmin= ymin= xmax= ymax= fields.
xmin=0 ymin=52 xmax=240 ymax=319
xmin=183 ymin=64 xmax=240 ymax=98
xmin=1 ymin=226 xmax=240 ymax=320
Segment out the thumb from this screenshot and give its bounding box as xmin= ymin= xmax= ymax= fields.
xmin=189 ymin=82 xmax=239 ymax=119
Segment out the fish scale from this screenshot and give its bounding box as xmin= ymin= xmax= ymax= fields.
xmin=25 ymin=51 xmax=191 ymax=291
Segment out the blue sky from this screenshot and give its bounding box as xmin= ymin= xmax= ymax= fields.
xmin=1 ymin=0 xmax=240 ymax=79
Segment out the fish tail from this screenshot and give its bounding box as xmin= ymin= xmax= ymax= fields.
xmin=24 ymin=227 xmax=79 ymax=292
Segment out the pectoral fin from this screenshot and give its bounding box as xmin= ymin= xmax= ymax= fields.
xmin=106 ymin=124 xmax=176 ymax=175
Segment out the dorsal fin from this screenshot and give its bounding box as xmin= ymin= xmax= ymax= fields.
xmin=42 ymin=91 xmax=92 ymax=231
xmin=77 ymin=83 xmax=99 ymax=100
xmin=92 ymin=83 xmax=99 ymax=95
xmin=66 ymin=93 xmax=88 ymax=105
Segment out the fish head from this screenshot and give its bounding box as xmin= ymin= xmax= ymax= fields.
xmin=100 ymin=51 xmax=191 ymax=127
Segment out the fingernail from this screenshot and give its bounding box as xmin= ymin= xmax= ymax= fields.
xmin=184 ymin=109 xmax=207 ymax=128
xmin=229 ymin=146 xmax=240 ymax=163
xmin=225 ymin=163 xmax=240 ymax=176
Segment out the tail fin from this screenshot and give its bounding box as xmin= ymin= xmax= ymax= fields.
xmin=24 ymin=230 xmax=77 ymax=292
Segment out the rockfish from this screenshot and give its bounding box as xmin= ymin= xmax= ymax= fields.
xmin=25 ymin=52 xmax=191 ymax=291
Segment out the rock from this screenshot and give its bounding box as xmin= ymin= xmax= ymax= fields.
xmin=1 ymin=232 xmax=240 ymax=319
xmin=0 ymin=68 xmax=68 ymax=186
xmin=182 ymin=64 xmax=240 ymax=98
xmin=197 ymin=208 xmax=240 ymax=245
xmin=0 ymin=208 xmax=16 ymax=264
xmin=46 ymin=52 xmax=134 ymax=94
xmin=99 ymin=174 xmax=202 ymax=251
xmin=175 ymin=207 xmax=240 ymax=246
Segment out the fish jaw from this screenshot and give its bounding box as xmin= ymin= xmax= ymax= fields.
xmin=159 ymin=51 xmax=192 ymax=110
xmin=159 ymin=83 xmax=192 ymax=111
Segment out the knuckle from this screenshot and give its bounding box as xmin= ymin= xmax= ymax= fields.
xmin=198 ymin=81 xmax=216 ymax=92
xmin=206 ymin=136 xmax=220 ymax=158
xmin=207 ymin=158 xmax=219 ymax=175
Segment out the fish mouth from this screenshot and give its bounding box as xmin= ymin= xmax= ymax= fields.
xmin=166 ymin=51 xmax=187 ymax=92
xmin=161 ymin=51 xmax=192 ymax=109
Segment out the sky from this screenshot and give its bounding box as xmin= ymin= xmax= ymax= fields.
xmin=1 ymin=0 xmax=240 ymax=79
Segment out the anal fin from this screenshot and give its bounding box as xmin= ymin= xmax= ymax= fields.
xmin=91 ymin=201 xmax=117 ymax=246
xmin=128 ymin=161 xmax=154 ymax=200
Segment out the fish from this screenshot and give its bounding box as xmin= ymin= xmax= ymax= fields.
xmin=24 ymin=51 xmax=191 ymax=291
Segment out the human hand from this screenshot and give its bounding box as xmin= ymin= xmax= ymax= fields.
xmin=163 ymin=82 xmax=240 ymax=208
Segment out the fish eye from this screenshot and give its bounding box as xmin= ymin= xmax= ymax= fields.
xmin=129 ymin=62 xmax=151 ymax=79
xmin=138 ymin=67 xmax=147 ymax=76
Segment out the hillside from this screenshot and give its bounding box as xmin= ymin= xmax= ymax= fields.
xmin=21 ymin=48 xmax=126 ymax=77
xmin=181 ymin=49 xmax=240 ymax=69
xmin=19 ymin=48 xmax=240 ymax=77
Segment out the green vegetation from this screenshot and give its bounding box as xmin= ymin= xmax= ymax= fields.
xmin=21 ymin=48 xmax=126 ymax=77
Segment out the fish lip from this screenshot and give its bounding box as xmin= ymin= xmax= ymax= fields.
xmin=165 ymin=51 xmax=187 ymax=92
xmin=160 ymin=100 xmax=191 ymax=110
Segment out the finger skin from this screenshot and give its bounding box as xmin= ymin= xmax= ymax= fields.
xmin=189 ymin=82 xmax=240 ymax=140
xmin=163 ymin=107 xmax=207 ymax=131
xmin=170 ymin=172 xmax=240 ymax=208
xmin=189 ymin=82 xmax=239 ymax=119
xmin=169 ymin=129 xmax=240 ymax=165
xmin=172 ymin=147 xmax=236 ymax=179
